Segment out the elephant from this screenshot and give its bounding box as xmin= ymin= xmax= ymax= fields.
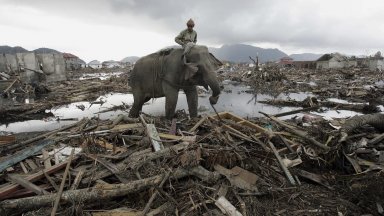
xmin=128 ymin=44 xmax=222 ymax=119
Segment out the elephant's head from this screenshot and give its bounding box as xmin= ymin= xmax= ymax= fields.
xmin=183 ymin=45 xmax=222 ymax=104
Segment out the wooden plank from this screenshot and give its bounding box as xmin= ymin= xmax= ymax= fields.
xmin=146 ymin=124 xmax=164 ymax=151
xmin=7 ymin=175 xmax=49 ymax=195
xmin=158 ymin=133 xmax=196 ymax=143
xmin=0 ymin=139 xmax=55 ymax=173
xmin=268 ymin=141 xmax=296 ymax=185
xmin=51 ymin=148 xmax=75 ymax=216
xmin=0 ymin=159 xmax=69 ymax=199
xmin=70 ymin=168 xmax=85 ymax=190
xmin=25 ymin=159 xmax=38 ymax=170
xmin=42 ymin=149 xmax=52 ymax=169
xmin=188 ymin=116 xmax=208 ymax=132
xmin=215 ymin=196 xmax=243 ymax=216
xmin=214 ymin=165 xmax=259 ymax=192
xmin=2 ymin=78 xmax=18 ymax=94
xmin=211 ymin=112 xmax=267 ymax=133
xmin=19 ymin=162 xmax=29 ymax=174
xmin=0 ymin=135 xmax=16 ymax=145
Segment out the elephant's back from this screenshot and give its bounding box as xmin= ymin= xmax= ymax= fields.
xmin=130 ymin=56 xmax=155 ymax=85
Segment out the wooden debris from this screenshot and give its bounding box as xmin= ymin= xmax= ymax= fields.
xmin=214 ymin=165 xmax=259 ymax=191
xmin=0 ymin=139 xmax=55 ymax=173
xmin=268 ymin=141 xmax=296 ymax=186
xmin=7 ymin=175 xmax=49 ymax=195
xmin=215 ymin=196 xmax=243 ymax=216
xmin=0 ymin=135 xmax=16 ymax=145
xmin=0 ymin=166 xmax=217 ymax=212
xmin=51 ymin=148 xmax=75 ymax=216
xmin=0 ymin=159 xmax=69 ymax=199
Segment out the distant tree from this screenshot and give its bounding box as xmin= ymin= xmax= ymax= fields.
xmin=374 ymin=51 xmax=382 ymax=58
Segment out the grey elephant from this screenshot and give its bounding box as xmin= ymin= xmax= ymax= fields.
xmin=128 ymin=45 xmax=222 ymax=119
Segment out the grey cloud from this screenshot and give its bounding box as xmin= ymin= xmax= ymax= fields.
xmin=2 ymin=0 xmax=384 ymax=54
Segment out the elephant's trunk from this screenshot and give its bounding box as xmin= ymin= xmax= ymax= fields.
xmin=205 ymin=72 xmax=221 ymax=97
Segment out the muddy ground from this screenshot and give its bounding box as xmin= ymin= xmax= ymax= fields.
xmin=0 ymin=66 xmax=383 ymax=215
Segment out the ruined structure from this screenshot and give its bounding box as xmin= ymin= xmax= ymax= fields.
xmin=316 ymin=53 xmax=357 ymax=69
xmin=0 ymin=52 xmax=67 ymax=83
xmin=63 ymin=53 xmax=86 ymax=71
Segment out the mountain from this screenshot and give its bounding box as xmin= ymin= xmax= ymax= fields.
xmin=121 ymin=56 xmax=140 ymax=63
xmin=33 ymin=48 xmax=61 ymax=54
xmin=0 ymin=45 xmax=29 ymax=54
xmin=209 ymin=44 xmax=288 ymax=63
xmin=0 ymin=46 xmax=61 ymax=55
xmin=289 ymin=53 xmax=323 ymax=61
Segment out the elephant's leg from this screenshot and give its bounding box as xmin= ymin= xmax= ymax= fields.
xmin=163 ymin=84 xmax=179 ymax=119
xmin=129 ymin=92 xmax=146 ymax=118
xmin=184 ymin=86 xmax=198 ymax=118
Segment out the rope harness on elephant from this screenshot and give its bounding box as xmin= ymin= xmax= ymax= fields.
xmin=152 ymin=47 xmax=196 ymax=98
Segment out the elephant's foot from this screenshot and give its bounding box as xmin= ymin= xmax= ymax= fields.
xmin=189 ymin=109 xmax=198 ymax=118
xmin=128 ymin=109 xmax=140 ymax=118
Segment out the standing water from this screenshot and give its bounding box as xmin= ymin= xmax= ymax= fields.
xmin=0 ymin=83 xmax=360 ymax=133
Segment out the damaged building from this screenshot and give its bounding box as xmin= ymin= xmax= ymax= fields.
xmin=63 ymin=53 xmax=86 ymax=71
xmin=0 ymin=52 xmax=66 ymax=84
xmin=316 ymin=53 xmax=357 ymax=69
xmin=368 ymin=55 xmax=384 ymax=71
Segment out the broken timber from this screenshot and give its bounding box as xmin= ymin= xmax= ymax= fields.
xmin=0 ymin=166 xmax=217 ymax=213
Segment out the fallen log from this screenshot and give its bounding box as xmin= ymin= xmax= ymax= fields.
xmin=0 ymin=166 xmax=218 ymax=214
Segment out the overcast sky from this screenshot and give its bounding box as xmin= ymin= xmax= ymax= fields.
xmin=1 ymin=0 xmax=383 ymax=62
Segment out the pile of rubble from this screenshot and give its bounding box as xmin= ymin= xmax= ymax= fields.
xmin=0 ymin=109 xmax=383 ymax=215
xmin=0 ymin=70 xmax=130 ymax=123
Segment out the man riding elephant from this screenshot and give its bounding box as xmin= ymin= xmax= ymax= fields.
xmin=175 ymin=19 xmax=197 ymax=48
xmin=128 ymin=44 xmax=221 ymax=119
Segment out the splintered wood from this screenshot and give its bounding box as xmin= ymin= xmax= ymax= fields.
xmin=0 ymin=110 xmax=382 ymax=215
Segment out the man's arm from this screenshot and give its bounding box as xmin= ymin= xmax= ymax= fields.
xmin=193 ymin=32 xmax=197 ymax=43
xmin=175 ymin=31 xmax=185 ymax=46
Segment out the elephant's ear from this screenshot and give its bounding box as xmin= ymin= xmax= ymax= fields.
xmin=184 ymin=63 xmax=198 ymax=80
xmin=209 ymin=53 xmax=223 ymax=68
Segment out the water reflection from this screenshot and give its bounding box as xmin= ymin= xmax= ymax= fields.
xmin=0 ymin=84 xmax=351 ymax=133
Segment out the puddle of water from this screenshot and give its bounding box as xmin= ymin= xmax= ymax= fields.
xmin=311 ymin=109 xmax=363 ymax=120
xmin=0 ymin=84 xmax=367 ymax=133
xmin=326 ymin=98 xmax=365 ymax=105
xmin=78 ymin=71 xmax=124 ymax=80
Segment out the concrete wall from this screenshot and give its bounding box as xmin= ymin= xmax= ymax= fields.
xmin=0 ymin=53 xmax=67 ymax=83
xmin=328 ymin=59 xmax=344 ymax=69
xmin=16 ymin=52 xmax=40 ymax=84
xmin=316 ymin=61 xmax=329 ymax=69
xmin=0 ymin=54 xmax=6 ymax=72
xmin=52 ymin=53 xmax=66 ymax=82
xmin=36 ymin=53 xmax=67 ymax=82
xmin=5 ymin=54 xmax=18 ymax=72
xmin=317 ymin=59 xmax=355 ymax=69
xmin=369 ymin=59 xmax=384 ymax=71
